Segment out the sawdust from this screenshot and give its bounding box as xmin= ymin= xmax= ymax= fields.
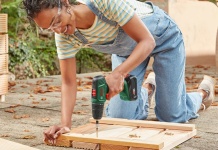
xmin=129 ymin=133 xmax=141 ymax=138
xmin=165 ymin=132 xmax=174 ymax=136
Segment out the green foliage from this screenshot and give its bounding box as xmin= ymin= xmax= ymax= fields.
xmin=8 ymin=32 xmax=58 ymax=78
xmin=1 ymin=0 xmax=59 ymax=79
xmin=1 ymin=0 xmax=23 ymax=38
xmin=1 ymin=0 xmax=111 ymax=78
xmin=1 ymin=0 xmax=217 ymax=79
xmin=76 ymin=48 xmax=111 ymax=73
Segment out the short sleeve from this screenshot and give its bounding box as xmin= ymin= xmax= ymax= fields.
xmin=91 ymin=0 xmax=135 ymax=26
xmin=55 ymin=33 xmax=82 ymax=59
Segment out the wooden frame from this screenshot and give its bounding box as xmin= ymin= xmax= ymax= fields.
xmin=0 ymin=13 xmax=8 ymax=102
xmin=45 ymin=118 xmax=197 ymax=150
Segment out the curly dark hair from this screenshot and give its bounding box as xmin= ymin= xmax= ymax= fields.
xmin=22 ymin=0 xmax=78 ymax=19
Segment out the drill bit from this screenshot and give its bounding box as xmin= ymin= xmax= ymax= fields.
xmin=96 ymin=120 xmax=99 ymax=138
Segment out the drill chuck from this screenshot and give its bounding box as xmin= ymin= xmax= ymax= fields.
xmin=92 ymin=103 xmax=104 ymax=120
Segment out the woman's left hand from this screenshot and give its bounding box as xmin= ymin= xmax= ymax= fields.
xmin=105 ymin=72 xmax=125 ymax=100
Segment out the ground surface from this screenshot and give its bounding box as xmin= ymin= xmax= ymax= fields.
xmin=0 ymin=65 xmax=218 ymax=150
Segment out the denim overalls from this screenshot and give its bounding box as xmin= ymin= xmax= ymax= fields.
xmin=74 ymin=0 xmax=202 ymax=123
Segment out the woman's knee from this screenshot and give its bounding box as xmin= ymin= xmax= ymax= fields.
xmin=155 ymin=108 xmax=187 ymax=123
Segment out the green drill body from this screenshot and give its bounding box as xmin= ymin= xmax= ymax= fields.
xmin=91 ymin=75 xmax=137 ymax=137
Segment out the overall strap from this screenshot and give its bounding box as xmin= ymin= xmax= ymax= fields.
xmin=84 ymin=0 xmax=118 ymax=26
xmin=74 ymin=30 xmax=89 ymax=44
xmin=73 ymin=0 xmax=118 ymax=44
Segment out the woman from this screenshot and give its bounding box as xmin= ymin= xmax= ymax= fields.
xmin=23 ymin=0 xmax=215 ymax=144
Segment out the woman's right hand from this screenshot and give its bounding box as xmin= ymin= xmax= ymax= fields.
xmin=43 ymin=125 xmax=71 ymax=145
xmin=105 ymin=71 xmax=125 ymax=100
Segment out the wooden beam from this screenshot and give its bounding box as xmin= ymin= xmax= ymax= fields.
xmin=0 ymin=14 xmax=7 ymax=33
xmin=57 ymin=133 xmax=164 ymax=149
xmin=72 ymin=141 xmax=99 ymax=150
xmin=0 ymin=138 xmax=39 ymax=150
xmin=0 ymin=74 xmax=8 ymax=96
xmin=45 ymin=139 xmax=71 ymax=147
xmin=0 ymin=34 xmax=8 ymax=54
xmin=101 ymin=144 xmax=129 ymax=150
xmin=0 ymin=95 xmax=5 ymax=102
xmin=89 ymin=118 xmax=195 ymax=131
xmin=130 ymin=148 xmax=153 ymax=150
xmin=161 ymin=129 xmax=197 ymax=150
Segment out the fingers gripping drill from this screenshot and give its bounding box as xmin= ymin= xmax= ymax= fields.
xmin=91 ymin=75 xmax=138 ymax=137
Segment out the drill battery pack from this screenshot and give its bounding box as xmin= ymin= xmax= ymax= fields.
xmin=120 ymin=75 xmax=137 ymax=101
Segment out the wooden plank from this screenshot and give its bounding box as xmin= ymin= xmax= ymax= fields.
xmin=0 ymin=74 xmax=8 ymax=95
xmin=45 ymin=139 xmax=71 ymax=147
xmin=117 ymin=127 xmax=164 ymax=140
xmin=71 ymin=123 xmax=114 ymax=134
xmin=130 ymin=148 xmax=153 ymax=150
xmin=45 ymin=124 xmax=138 ymax=148
xmin=89 ymin=118 xmax=195 ymax=131
xmin=72 ymin=141 xmax=99 ymax=150
xmin=0 ymin=14 xmax=7 ymax=33
xmin=71 ymin=124 xmax=137 ymax=150
xmin=0 ymin=138 xmax=39 ymax=150
xmin=101 ymin=144 xmax=129 ymax=150
xmin=0 ymin=34 xmax=8 ymax=54
xmin=57 ymin=133 xmax=163 ymax=149
xmin=161 ymin=129 xmax=197 ymax=150
xmin=1 ymin=95 xmax=6 ymax=102
xmin=0 ymin=54 xmax=8 ymax=74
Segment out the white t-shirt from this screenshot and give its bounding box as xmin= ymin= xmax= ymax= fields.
xmin=55 ymin=0 xmax=153 ymax=59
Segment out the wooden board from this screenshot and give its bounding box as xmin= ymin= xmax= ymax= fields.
xmin=0 ymin=34 xmax=8 ymax=54
xmin=0 ymin=14 xmax=7 ymax=33
xmin=0 ymin=54 xmax=8 ymax=74
xmin=0 ymin=138 xmax=39 ymax=150
xmin=46 ymin=118 xmax=196 ymax=150
xmin=0 ymin=74 xmax=8 ymax=95
xmin=0 ymin=95 xmax=6 ymax=102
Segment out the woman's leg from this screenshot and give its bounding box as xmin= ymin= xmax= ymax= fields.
xmin=105 ymin=54 xmax=150 ymax=120
xmin=153 ymin=41 xmax=202 ymax=123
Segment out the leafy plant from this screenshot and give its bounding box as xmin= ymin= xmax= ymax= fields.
xmin=76 ymin=48 xmax=111 ymax=73
xmin=1 ymin=0 xmax=111 ymax=78
xmin=1 ymin=0 xmax=59 ymax=79
xmin=1 ymin=0 xmax=217 ymax=79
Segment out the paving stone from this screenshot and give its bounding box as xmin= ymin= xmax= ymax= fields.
xmin=1 ymin=66 xmax=218 ymax=150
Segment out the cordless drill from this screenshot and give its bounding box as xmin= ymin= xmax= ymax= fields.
xmin=91 ymin=75 xmax=137 ymax=137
